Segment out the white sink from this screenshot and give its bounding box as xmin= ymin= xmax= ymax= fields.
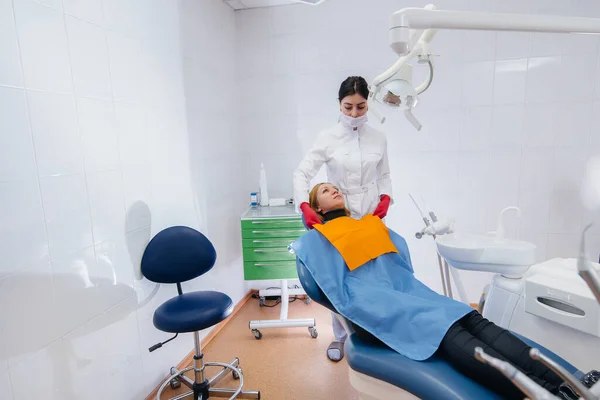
xmin=435 ymin=233 xmax=537 ymax=278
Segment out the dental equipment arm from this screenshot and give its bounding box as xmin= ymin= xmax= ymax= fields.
xmin=474 ymin=348 xmax=560 ymax=400
xmin=530 ymin=348 xmax=596 ymax=399
xmin=579 ymin=224 xmax=600 ymax=303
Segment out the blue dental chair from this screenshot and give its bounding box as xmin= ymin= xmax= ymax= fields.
xmin=142 ymin=226 xmax=260 ymax=400
xmin=295 ymin=219 xmax=581 ymax=399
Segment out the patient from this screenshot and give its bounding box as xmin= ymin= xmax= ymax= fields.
xmin=302 ymin=182 xmax=599 ymax=400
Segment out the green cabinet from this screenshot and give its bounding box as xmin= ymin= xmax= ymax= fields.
xmin=240 ymin=205 xmax=306 ymax=281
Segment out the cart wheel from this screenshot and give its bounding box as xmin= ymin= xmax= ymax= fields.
xmin=309 ymin=327 xmax=318 ymax=339
xmin=305 ymin=297 xmax=311 ymax=305
xmin=252 ymin=329 xmax=263 ymax=340
xmin=233 ymin=367 xmax=241 ymax=380
xmin=259 ymin=297 xmax=265 ymax=307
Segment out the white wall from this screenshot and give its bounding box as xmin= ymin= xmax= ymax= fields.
xmin=0 ymin=0 xmax=244 ymax=399
xmin=237 ymin=0 xmax=600 ymax=301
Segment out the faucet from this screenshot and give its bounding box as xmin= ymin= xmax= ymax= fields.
xmin=495 ymin=206 xmax=521 ymax=241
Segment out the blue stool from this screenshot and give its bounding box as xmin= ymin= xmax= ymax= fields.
xmin=142 ymin=226 xmax=260 ymax=400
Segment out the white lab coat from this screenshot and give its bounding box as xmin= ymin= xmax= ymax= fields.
xmin=293 ymin=122 xmax=393 ymax=219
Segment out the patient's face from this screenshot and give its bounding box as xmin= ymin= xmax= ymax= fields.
xmin=316 ymin=184 xmax=345 ymax=213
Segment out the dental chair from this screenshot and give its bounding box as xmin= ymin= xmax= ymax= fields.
xmin=142 ymin=226 xmax=260 ymax=400
xmin=294 ymin=228 xmax=582 ymax=399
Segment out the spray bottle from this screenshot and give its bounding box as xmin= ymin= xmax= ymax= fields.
xmin=259 ymin=163 xmax=269 ymax=206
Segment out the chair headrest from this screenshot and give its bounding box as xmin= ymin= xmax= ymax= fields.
xmin=141 ymin=226 xmax=216 ymax=284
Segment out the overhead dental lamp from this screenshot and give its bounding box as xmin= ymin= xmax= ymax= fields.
xmin=370 ymin=4 xmax=600 ymax=131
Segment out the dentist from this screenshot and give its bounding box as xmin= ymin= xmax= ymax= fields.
xmin=293 ymin=76 xmax=394 ymax=362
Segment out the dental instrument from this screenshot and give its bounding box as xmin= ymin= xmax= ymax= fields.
xmin=474 ymin=347 xmax=560 ymax=400
xmin=579 ymin=224 xmax=600 ymax=304
xmin=369 ymin=5 xmax=600 ymax=131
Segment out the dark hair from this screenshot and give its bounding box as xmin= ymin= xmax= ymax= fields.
xmin=338 ymin=76 xmax=369 ymax=102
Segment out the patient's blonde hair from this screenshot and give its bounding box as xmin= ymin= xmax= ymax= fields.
xmin=308 ymin=182 xmax=351 ymax=221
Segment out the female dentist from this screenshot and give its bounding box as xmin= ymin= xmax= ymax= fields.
xmin=293 ymin=76 xmax=394 ymax=362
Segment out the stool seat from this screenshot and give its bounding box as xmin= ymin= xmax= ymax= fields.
xmin=153 ymin=291 xmax=234 ymax=333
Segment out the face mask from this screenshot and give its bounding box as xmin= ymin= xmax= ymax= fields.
xmin=339 ymin=113 xmax=368 ymax=130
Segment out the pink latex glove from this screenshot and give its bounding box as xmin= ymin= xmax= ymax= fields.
xmin=300 ymin=202 xmax=322 ymax=229
xmin=373 ymin=195 xmax=391 ymax=219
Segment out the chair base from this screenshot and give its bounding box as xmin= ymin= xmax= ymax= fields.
xmin=156 ymin=357 xmax=260 ymax=400
xmin=348 ymin=368 xmax=418 ymax=400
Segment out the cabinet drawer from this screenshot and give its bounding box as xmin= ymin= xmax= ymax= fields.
xmin=241 ymin=228 xmax=305 ymax=240
xmin=243 ymin=247 xmax=295 ymax=262
xmin=241 ymin=218 xmax=304 ymax=230
xmin=242 ymin=238 xmax=297 ymax=249
xmin=243 ymin=261 xmax=298 ymax=281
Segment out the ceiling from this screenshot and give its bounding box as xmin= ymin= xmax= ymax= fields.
xmin=223 ymin=0 xmax=325 ymax=11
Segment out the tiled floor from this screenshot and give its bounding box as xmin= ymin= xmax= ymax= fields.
xmin=158 ymin=295 xmax=359 ymax=400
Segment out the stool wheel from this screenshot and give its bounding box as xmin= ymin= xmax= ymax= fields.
xmin=252 ymin=329 xmax=263 ymax=340
xmin=169 ymin=377 xmax=181 ymax=390
xmin=309 ymin=327 xmax=318 ymax=338
xmin=233 ymin=367 xmax=241 ymax=380
xmin=259 ymin=297 xmax=265 ymax=307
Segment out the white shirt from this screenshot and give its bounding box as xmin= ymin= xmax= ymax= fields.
xmin=293 ymin=121 xmax=393 ymax=219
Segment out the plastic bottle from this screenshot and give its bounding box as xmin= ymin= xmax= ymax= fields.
xmin=259 ymin=163 xmax=269 ymax=206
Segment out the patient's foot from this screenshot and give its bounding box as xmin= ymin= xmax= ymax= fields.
xmin=327 ymin=341 xmax=345 ymax=362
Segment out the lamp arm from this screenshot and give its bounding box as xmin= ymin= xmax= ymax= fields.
xmin=391 ymin=7 xmax=600 ymax=34
xmin=414 ymin=59 xmax=434 ymax=94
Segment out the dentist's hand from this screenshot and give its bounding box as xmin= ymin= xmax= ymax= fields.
xmin=373 ymin=195 xmax=391 ymax=219
xmin=300 ymin=202 xmax=322 ymax=229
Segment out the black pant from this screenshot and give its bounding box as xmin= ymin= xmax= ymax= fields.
xmin=440 ymin=311 xmax=564 ymax=399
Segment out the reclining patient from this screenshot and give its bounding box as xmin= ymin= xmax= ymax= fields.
xmin=291 ymin=182 xmax=599 ymax=400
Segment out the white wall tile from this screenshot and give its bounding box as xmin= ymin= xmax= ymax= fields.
xmin=9 ymin=340 xmax=67 ymax=400
xmin=490 ymin=104 xmax=525 ymax=148
xmin=106 ymin=33 xmax=142 ymax=103
xmin=13 ymin=0 xmax=72 ymax=93
xmin=459 ymin=106 xmax=492 ymax=151
xmin=40 ymin=174 xmax=93 ymax=255
xmin=561 ymin=53 xmax=596 ymax=102
xmin=0 ymin=255 xmax=56 ymax=367
xmin=61 ymin=318 xmax=110 ymax=400
xmin=0 ymin=369 xmax=13 ymax=400
xmin=0 ymin=180 xmax=48 ymax=278
xmin=0 ymin=0 xmax=24 ymax=87
xmin=496 ymin=32 xmax=530 ymax=60
xmin=63 ymin=0 xmax=104 ymax=25
xmin=461 ymin=61 xmax=495 ymax=106
xmin=0 ymin=87 xmax=36 ymax=182
xmin=553 ymin=147 xmax=588 ymax=191
xmin=16 ymin=0 xmax=63 ymax=12
xmin=548 ymin=190 xmax=584 ymax=234
xmin=77 ymin=97 xmax=119 ymax=172
xmin=27 ymin=91 xmax=83 ymax=177
xmin=555 ymin=102 xmax=593 ymax=148
xmin=519 ymin=148 xmax=555 ymax=194
xmin=529 ymin=33 xmax=566 ymax=58
xmin=591 ymin=102 xmax=600 ymax=150
xmin=463 ymin=31 xmax=496 ymax=62
xmin=546 ymin=233 xmax=580 ymax=259
xmin=525 ymin=56 xmax=562 ymax=103
xmin=65 ymin=16 xmax=111 ymax=100
xmin=86 ymin=170 xmax=125 ymax=245
xmin=523 ymin=103 xmax=559 ymax=148
xmin=114 ymin=102 xmax=148 ymax=168
xmin=493 ymin=58 xmax=527 ymax=105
